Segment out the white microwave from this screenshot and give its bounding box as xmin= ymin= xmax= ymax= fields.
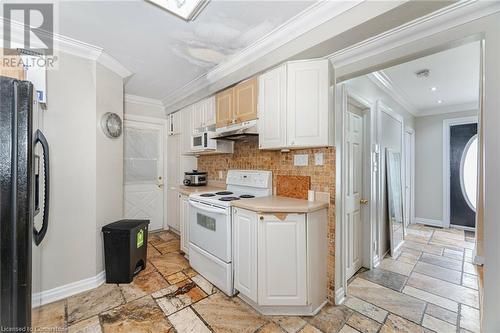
xmin=191 ymin=131 xmax=217 ymax=151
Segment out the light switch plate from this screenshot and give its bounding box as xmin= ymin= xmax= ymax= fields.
xmin=294 ymin=154 xmax=308 ymax=166
xmin=315 ymin=153 xmax=324 ymax=166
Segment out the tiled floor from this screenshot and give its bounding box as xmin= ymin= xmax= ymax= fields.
xmin=32 ymin=225 xmax=480 ymax=333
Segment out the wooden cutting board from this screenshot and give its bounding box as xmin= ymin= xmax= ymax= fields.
xmin=276 ymin=175 xmax=311 ymax=200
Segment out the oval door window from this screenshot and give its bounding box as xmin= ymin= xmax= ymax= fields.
xmin=460 ymin=135 xmax=478 ymax=211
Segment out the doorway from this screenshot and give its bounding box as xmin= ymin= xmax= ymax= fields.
xmin=123 ymin=119 xmax=166 ymax=231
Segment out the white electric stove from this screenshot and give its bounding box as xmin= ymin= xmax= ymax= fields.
xmin=188 ymin=170 xmax=272 ymax=295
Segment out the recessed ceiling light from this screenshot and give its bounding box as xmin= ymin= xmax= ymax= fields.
xmin=430 ymin=86 xmax=437 ymax=91
xmin=437 ymin=100 xmax=443 ymax=104
xmin=147 ymin=0 xmax=209 ymax=21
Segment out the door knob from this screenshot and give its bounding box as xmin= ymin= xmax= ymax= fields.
xmin=360 ymin=199 xmax=368 ymax=205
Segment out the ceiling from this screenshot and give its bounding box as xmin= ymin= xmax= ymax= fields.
xmin=377 ymin=41 xmax=480 ymax=116
xmin=59 ymin=1 xmax=314 ymax=103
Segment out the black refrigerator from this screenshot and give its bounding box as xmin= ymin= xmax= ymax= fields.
xmin=0 ymin=76 xmax=50 ymax=330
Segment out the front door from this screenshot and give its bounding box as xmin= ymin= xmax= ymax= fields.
xmin=124 ymin=120 xmax=165 ymax=231
xmin=450 ymin=123 xmax=477 ymax=228
xmin=345 ymin=102 xmax=364 ymax=279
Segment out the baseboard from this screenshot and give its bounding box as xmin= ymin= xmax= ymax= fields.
xmin=415 ymin=217 xmax=443 ymax=228
xmin=33 ymin=271 xmax=106 ymax=307
xmin=372 ymin=254 xmax=380 ymax=268
xmin=473 ymin=247 xmax=485 ymax=266
xmin=335 ymin=287 xmax=345 ymax=305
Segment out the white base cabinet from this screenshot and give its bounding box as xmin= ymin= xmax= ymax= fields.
xmin=232 ymin=207 xmax=328 ymax=315
xmin=179 ymin=194 xmax=190 ymax=256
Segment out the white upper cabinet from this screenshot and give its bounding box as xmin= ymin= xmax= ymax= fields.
xmin=180 ymin=105 xmax=193 ymax=154
xmin=168 ymin=111 xmax=181 ymax=136
xmin=204 ymin=96 xmax=216 ymax=127
xmin=258 ymin=59 xmax=334 ymax=149
xmin=192 ymin=96 xmax=216 ymax=133
xmin=258 ymin=66 xmax=287 ymax=149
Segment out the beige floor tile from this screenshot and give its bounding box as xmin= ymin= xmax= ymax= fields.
xmin=346 ymin=312 xmax=380 ymax=333
xmin=460 ymin=304 xmax=480 ymax=333
xmin=344 ymin=297 xmax=388 ymax=323
xmin=298 ymin=324 xmax=324 ymax=333
xmin=100 ymin=296 xmax=171 ymax=333
xmin=168 ymin=307 xmax=211 ymax=333
xmin=158 ymin=231 xmax=178 ymax=243
xmin=136 ymin=260 xmax=157 ymax=277
xmin=379 ymin=314 xmax=425 ymax=333
xmin=68 ymin=316 xmax=102 ymax=333
xmin=419 ymin=253 xmax=463 ymax=271
xmin=422 ymin=314 xmax=456 ymax=333
xmin=404 ymin=234 xmax=430 ymax=244
xmin=378 ymin=258 xmax=414 ymax=276
xmin=155 ymin=239 xmax=181 ymax=254
xmin=154 ymin=280 xmax=207 ymax=316
xmin=413 ymin=261 xmax=462 ymax=284
xmin=166 ymin=271 xmax=189 ymax=284
xmin=260 ymin=322 xmax=287 ymax=333
xmin=193 ymin=293 xmax=268 ymax=333
xmin=338 ymin=325 xmax=361 ymax=333
xmin=32 ymin=299 xmax=67 ymax=332
xmin=182 ymin=267 xmax=198 ymax=278
xmin=406 ymin=226 xmax=434 ymax=238
xmin=402 ymin=286 xmax=458 ymax=312
xmin=406 ymin=272 xmax=479 ymax=308
xmin=272 ymin=316 xmax=307 ymax=333
xmin=432 ymin=229 xmax=465 ymax=241
xmin=462 ymin=273 xmax=478 ymax=290
xmin=397 ymin=252 xmax=420 ymax=265
xmin=401 ymin=241 xmax=443 ymax=255
xmin=348 ymin=278 xmax=426 ymax=323
xmin=119 ymin=271 xmax=169 ymax=302
xmin=191 ymin=274 xmax=217 ymax=295
xmin=67 ymin=284 xmax=125 ymax=324
xmin=304 ymin=304 xmax=352 ymax=333
xmin=150 ymin=252 xmax=190 ymax=277
xmin=147 ymin=244 xmax=161 ymax=259
xmin=463 ymin=262 xmax=478 ymax=276
xmin=443 ymin=248 xmax=464 ymax=261
xmin=424 ymin=304 xmax=458 ymax=325
xmin=429 ymin=235 xmax=474 ymax=250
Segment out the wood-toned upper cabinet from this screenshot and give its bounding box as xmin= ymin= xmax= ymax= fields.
xmin=234 ymin=76 xmax=258 ymax=123
xmin=216 ymin=88 xmax=234 ymax=128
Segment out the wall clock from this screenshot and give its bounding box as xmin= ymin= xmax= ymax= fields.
xmin=101 ymin=112 xmax=122 ymax=138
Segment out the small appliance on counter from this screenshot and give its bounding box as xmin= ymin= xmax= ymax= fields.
xmin=183 ymin=170 xmax=207 ymax=186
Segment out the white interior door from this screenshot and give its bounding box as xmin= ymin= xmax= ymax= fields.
xmin=345 ymin=104 xmax=364 ymax=279
xmin=124 ymin=121 xmax=165 ymax=231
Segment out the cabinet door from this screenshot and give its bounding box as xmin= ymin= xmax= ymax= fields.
xmin=216 ymin=88 xmax=234 ymax=128
xmin=258 ymin=66 xmax=287 ymax=149
xmin=287 ymin=60 xmax=329 ymax=147
xmin=167 ymin=189 xmax=180 ymax=231
xmin=179 ymin=195 xmax=190 ymax=254
xmin=180 ymin=105 xmax=193 ymax=154
xmin=192 ymin=100 xmax=204 ymax=133
xmin=234 ymin=76 xmax=258 ymax=123
xmin=258 ymin=213 xmax=307 ymax=306
xmin=204 ymin=96 xmax=216 ymax=127
xmin=166 ymin=134 xmax=180 ymax=185
xmin=233 ymin=208 xmax=258 ymax=302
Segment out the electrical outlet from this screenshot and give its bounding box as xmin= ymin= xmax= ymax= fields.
xmin=294 ymin=154 xmax=308 ymax=166
xmin=315 ymin=153 xmax=324 ymax=166
xmin=218 ymin=170 xmax=223 ymax=179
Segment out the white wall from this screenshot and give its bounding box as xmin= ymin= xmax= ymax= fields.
xmin=124 ymin=99 xmax=165 ymax=119
xmin=414 ymin=110 xmax=477 ymax=222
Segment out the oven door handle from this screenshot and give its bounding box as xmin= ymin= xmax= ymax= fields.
xmin=189 ymin=201 xmax=225 ymax=214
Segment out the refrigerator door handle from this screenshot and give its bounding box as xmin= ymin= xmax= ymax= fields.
xmin=33 ymin=129 xmax=50 ymax=246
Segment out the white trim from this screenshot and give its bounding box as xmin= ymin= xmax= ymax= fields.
xmin=335 ymin=287 xmax=346 ymax=305
xmin=124 ymin=114 xmax=167 ymax=124
xmin=329 ymin=1 xmax=500 ymax=71
xmin=97 ymin=52 xmax=133 ymax=79
xmin=125 ymin=94 xmax=165 ymax=109
xmin=367 ymin=71 xmax=418 ymax=115
xmin=33 ymin=271 xmax=105 ymax=307
xmin=162 ymin=0 xmax=364 ymax=108
xmin=442 ymin=116 xmax=478 ymax=228
xmin=417 ymin=102 xmax=479 ymax=117
xmin=404 ymin=127 xmax=416 ymax=225
xmin=415 ymin=217 xmax=443 ymax=228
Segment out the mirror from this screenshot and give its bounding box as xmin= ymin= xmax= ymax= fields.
xmin=386 ymin=149 xmax=405 ymax=256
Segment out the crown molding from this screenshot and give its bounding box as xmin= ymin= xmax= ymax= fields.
xmin=161 ymin=0 xmax=363 ymax=108
xmin=417 ymin=101 xmax=478 ymax=117
xmin=0 ymin=18 xmax=132 ymax=78
xmin=125 ymin=94 xmax=165 ymax=108
xmin=367 ymin=71 xmax=418 ymax=116
xmin=328 ymin=0 xmax=500 ymax=70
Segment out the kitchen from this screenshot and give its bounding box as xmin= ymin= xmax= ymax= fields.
xmin=1 ymin=1 xmax=497 ymax=332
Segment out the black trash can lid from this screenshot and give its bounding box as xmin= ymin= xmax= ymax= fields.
xmin=102 ymin=219 xmax=150 ymax=232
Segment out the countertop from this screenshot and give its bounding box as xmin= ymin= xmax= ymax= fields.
xmin=178 ymin=184 xmax=225 ymax=196
xmin=232 ymin=196 xmax=329 ymax=213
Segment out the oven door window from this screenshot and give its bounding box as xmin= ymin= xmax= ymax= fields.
xmin=197 ymin=213 xmax=216 ymax=231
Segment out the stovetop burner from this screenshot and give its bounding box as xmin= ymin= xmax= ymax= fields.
xmin=200 ymin=193 xmax=216 ymax=197
xmin=219 ymin=197 xmax=240 ymax=202
xmin=239 ymin=194 xmax=255 ymax=198
xmin=216 ymin=191 xmax=233 ymax=195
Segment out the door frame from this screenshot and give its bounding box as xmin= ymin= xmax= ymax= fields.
xmin=335 ymin=84 xmax=376 ymax=303
xmin=404 ymin=127 xmax=415 ymax=226
xmin=442 ymin=116 xmax=478 ymax=229
xmin=124 ymin=114 xmax=169 ymax=230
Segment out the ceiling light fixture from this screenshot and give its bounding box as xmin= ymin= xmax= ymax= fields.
xmin=147 ymin=0 xmax=209 ymax=21
xmin=437 ymin=100 xmax=443 ymax=104
xmin=430 ymin=86 xmax=437 ymax=91
xmin=415 ymin=69 xmax=430 ymax=78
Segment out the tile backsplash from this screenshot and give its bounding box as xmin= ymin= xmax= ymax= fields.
xmin=197 ymin=136 xmax=336 ymax=301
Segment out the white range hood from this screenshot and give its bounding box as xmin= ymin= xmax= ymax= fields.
xmin=213 ymin=119 xmax=258 ymax=140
